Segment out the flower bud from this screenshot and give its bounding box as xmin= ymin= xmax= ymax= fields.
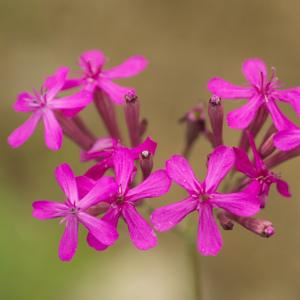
xmin=139 ymin=150 xmax=153 ymax=179
xmin=208 ymin=95 xmax=223 ymax=147
xmin=180 ymin=103 xmax=206 ymax=157
xmin=226 ymin=212 xmax=275 ymax=238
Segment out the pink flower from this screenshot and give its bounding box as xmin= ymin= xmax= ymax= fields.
xmin=8 ymin=68 xmax=92 ymax=150
xmin=32 ymin=163 xmax=119 ymax=261
xmin=68 ymin=50 xmax=148 ymax=104
xmin=234 ymin=133 xmax=291 ymax=207
xmin=87 ymin=148 xmax=171 ymax=251
xmin=83 ymin=136 xmax=157 ymax=180
xmin=208 ymin=58 xmax=299 ymax=131
xmin=151 ymin=146 xmax=261 ymax=256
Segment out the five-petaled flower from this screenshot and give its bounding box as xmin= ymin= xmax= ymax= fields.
xmin=32 ymin=163 xmax=119 ymax=261
xmin=151 ymin=146 xmax=261 ymax=256
xmin=8 ymin=67 xmax=92 ymax=150
xmin=87 ymin=148 xmax=171 ymax=251
xmin=208 ymin=58 xmax=300 ymax=131
xmin=234 ymin=133 xmax=291 ymax=207
xmin=67 ymin=50 xmax=148 ymax=104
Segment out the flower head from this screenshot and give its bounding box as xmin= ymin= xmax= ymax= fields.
xmin=87 ymin=148 xmax=171 ymax=251
xmin=151 ymin=146 xmax=261 ymax=256
xmin=208 ymin=58 xmax=300 ymax=131
xmin=8 ymin=68 xmax=92 ymax=150
xmin=68 ymin=50 xmax=148 ymax=104
xmin=234 ymin=133 xmax=291 ymax=207
xmin=32 ymin=163 xmax=119 ymax=261
xmin=82 ymin=136 xmax=157 ymax=180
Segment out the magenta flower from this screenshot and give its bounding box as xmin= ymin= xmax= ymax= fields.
xmin=68 ymin=50 xmax=148 ymax=104
xmin=234 ymin=133 xmax=291 ymax=207
xmin=32 ymin=163 xmax=119 ymax=261
xmin=151 ymin=146 xmax=261 ymax=256
xmin=8 ymin=67 xmax=92 ymax=150
xmin=208 ymin=58 xmax=299 ymax=131
xmin=87 ymin=148 xmax=171 ymax=251
xmin=83 ymin=136 xmax=157 ymax=180
xmin=274 ymin=129 xmax=300 ymax=151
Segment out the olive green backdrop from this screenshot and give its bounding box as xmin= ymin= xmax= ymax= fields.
xmin=1 ymin=0 xmax=300 ymax=299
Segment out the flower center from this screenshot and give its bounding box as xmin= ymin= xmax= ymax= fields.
xmin=254 ymin=69 xmax=279 ymax=102
xmin=69 ymin=207 xmax=79 ymax=215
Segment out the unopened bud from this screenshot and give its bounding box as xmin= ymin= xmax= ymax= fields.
xmin=226 ymin=213 xmax=275 ymax=238
xmin=208 ymin=95 xmax=223 ymax=147
xmin=265 ymin=147 xmax=300 ymax=169
xmin=180 ymin=103 xmax=206 ymax=157
xmin=124 ymin=91 xmax=141 ymax=147
xmin=139 ymin=150 xmax=153 ymax=179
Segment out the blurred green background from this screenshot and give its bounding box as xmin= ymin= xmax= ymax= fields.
xmin=1 ymin=0 xmax=300 ymax=299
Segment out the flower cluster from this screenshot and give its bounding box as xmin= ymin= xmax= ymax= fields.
xmin=9 ymin=53 xmax=300 ymax=260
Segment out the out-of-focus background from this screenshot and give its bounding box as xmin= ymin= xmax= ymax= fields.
xmin=1 ymin=0 xmax=300 ymax=299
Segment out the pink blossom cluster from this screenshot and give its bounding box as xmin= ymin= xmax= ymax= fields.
xmin=8 ymin=52 xmax=300 ymax=260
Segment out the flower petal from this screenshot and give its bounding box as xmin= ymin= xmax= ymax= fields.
xmin=266 ymin=100 xmax=297 ymax=131
xmin=125 ymin=170 xmax=171 ymax=202
xmin=277 ymin=88 xmax=300 ymax=117
xmin=76 ymin=176 xmax=95 ymax=199
xmin=248 ymin=132 xmax=265 ymax=170
xmin=242 ymin=58 xmax=267 ymax=86
xmin=166 ymin=155 xmax=201 ymax=194
xmin=210 ymin=191 xmax=261 ymax=217
xmin=87 ymin=207 xmax=121 ymax=251
xmin=227 ymin=96 xmax=262 ymax=129
xmin=50 ymin=90 xmax=92 ymax=116
xmin=197 ymin=203 xmax=222 ymax=256
xmin=151 ymin=197 xmax=198 ymax=231
xmin=80 ymin=137 xmax=116 ymax=162
xmin=45 ymin=67 xmax=69 ymax=101
xmin=233 ymin=147 xmax=257 ymax=177
xmin=78 ymin=176 xmax=117 ymax=210
xmin=8 ymin=111 xmax=42 ymax=148
xmin=131 ymin=136 xmax=157 ymax=159
xmin=58 ymin=216 xmax=78 ymax=262
xmin=273 ymin=129 xmax=300 ymax=151
xmin=32 ymin=200 xmax=68 ymax=219
xmin=55 ymin=163 xmax=78 ymax=204
xmin=13 ymin=92 xmax=35 ymax=112
xmin=99 ymin=79 xmax=135 ymax=104
xmin=112 ymin=148 xmax=135 ymax=195
xmin=84 ymin=158 xmax=113 ymax=180
xmin=79 ymin=50 xmax=106 ymax=74
xmin=208 ymin=77 xmax=252 ymax=99
xmin=204 ymin=146 xmax=235 ymax=193
xmin=78 ymin=212 xmax=119 ymax=245
xmin=122 ymin=204 xmax=157 ymax=250
xmin=43 ymin=109 xmax=63 ymax=151
xmin=102 ymin=56 xmax=148 ymax=79
xmin=276 ymin=178 xmax=291 ymax=197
